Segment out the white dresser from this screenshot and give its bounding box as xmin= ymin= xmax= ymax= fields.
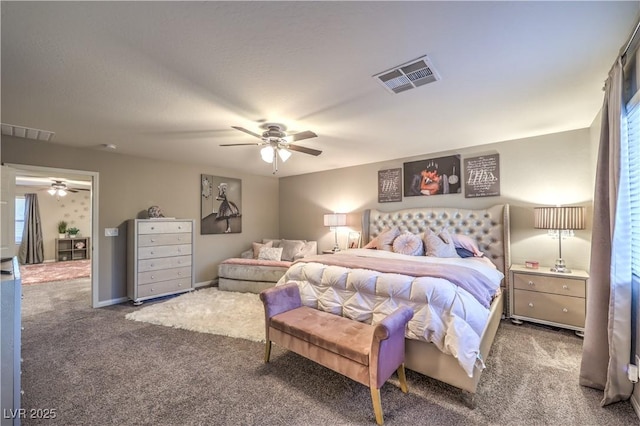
xmin=1 ymin=257 xmax=21 ymax=426
xmin=127 ymin=219 xmax=195 ymax=305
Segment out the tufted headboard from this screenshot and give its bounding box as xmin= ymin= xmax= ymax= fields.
xmin=362 ymin=204 xmax=511 ymax=278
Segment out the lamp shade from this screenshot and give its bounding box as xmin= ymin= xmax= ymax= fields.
xmin=534 ymin=206 xmax=585 ymax=230
xmin=323 ymin=213 xmax=347 ymax=227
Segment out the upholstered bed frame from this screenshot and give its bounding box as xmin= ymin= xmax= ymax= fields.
xmin=362 ymin=204 xmax=511 ymax=398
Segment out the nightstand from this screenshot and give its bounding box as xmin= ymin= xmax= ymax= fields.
xmin=509 ymin=264 xmax=589 ymax=336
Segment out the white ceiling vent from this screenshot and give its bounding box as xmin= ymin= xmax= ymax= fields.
xmin=1 ymin=123 xmax=55 ymax=142
xmin=373 ymin=55 xmax=440 ymax=94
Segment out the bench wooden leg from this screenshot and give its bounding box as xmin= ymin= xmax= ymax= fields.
xmin=264 ymin=340 xmax=272 ymax=363
xmin=397 ymin=363 xmax=408 ymax=393
xmin=370 ymin=386 xmax=384 ymax=425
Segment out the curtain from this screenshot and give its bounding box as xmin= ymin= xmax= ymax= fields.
xmin=18 ymin=193 xmax=44 ymax=265
xmin=579 ymin=58 xmax=634 ymax=405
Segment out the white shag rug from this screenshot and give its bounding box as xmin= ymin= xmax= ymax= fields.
xmin=125 ymin=287 xmax=265 ymax=342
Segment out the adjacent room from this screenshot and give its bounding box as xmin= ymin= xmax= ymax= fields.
xmin=1 ymin=1 xmax=639 ymax=425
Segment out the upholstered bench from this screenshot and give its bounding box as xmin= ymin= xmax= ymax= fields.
xmin=259 ymin=283 xmax=414 ymax=425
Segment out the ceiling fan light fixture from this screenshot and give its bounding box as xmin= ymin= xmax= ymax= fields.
xmin=278 ymin=148 xmax=292 ymax=162
xmin=260 ymin=145 xmax=274 ymax=163
xmin=58 ymin=189 xmax=67 ymax=197
xmin=47 ymin=188 xmax=56 ymax=196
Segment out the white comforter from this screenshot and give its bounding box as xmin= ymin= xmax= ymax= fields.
xmin=276 ymin=249 xmax=504 ymax=377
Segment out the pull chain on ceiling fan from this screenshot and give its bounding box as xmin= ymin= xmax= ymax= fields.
xmin=221 ymin=123 xmax=322 ymax=174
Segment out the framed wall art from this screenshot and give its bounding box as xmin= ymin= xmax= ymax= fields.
xmin=378 ymin=168 xmax=402 ymax=203
xmin=403 ymin=155 xmax=461 ymax=196
xmin=346 ymin=232 xmax=361 ymax=250
xmin=464 ymin=153 xmax=500 ymax=198
xmin=201 ymin=174 xmax=242 ymax=234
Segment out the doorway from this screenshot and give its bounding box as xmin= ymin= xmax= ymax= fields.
xmin=3 ymin=163 xmax=99 ymax=308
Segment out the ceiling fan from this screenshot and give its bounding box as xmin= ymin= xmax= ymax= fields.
xmin=45 ymin=180 xmax=90 ymax=197
xmin=221 ymin=123 xmax=322 ymax=174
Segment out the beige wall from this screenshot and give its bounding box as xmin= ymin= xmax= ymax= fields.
xmin=280 ymin=128 xmax=593 ymax=271
xmin=1 ymin=136 xmax=279 ymax=304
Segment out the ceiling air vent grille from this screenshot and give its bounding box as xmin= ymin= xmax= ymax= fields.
xmin=1 ymin=123 xmax=55 ymax=141
xmin=373 ymin=55 xmax=440 ymax=94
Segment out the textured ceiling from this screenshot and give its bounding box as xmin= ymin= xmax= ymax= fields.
xmin=2 ymin=1 xmax=638 ymax=177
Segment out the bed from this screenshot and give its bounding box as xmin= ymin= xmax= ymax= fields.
xmin=276 ymin=204 xmax=510 ymax=401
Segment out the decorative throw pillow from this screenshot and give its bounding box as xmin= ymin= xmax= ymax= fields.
xmin=252 ymin=241 xmax=273 ymax=259
xmin=363 ymin=236 xmax=379 ymax=249
xmin=280 ymin=239 xmax=306 ymax=261
xmin=258 ymin=246 xmax=283 ymax=261
xmin=423 ymin=229 xmax=459 ymax=258
xmin=392 ymin=232 xmax=424 ymax=256
xmin=456 ymin=247 xmax=475 ymax=258
xmin=293 ymin=241 xmax=317 ymax=260
xmin=377 ymin=227 xmax=401 ymax=252
xmin=450 ymin=233 xmax=484 ymax=257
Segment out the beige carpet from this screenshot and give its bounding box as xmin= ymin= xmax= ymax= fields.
xmin=125 ymin=287 xmax=265 ymax=342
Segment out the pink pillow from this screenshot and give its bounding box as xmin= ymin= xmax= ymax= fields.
xmin=363 ymin=227 xmax=400 ymax=251
xmin=392 ymin=232 xmax=424 ymax=256
xmin=449 ymin=233 xmax=484 ymax=257
xmin=423 ymin=229 xmax=459 ymax=258
xmin=252 ymin=241 xmax=273 ymax=259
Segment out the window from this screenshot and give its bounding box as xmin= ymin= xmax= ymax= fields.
xmin=15 ymin=196 xmax=25 ymax=244
xmin=627 ymin=93 xmax=640 ymax=280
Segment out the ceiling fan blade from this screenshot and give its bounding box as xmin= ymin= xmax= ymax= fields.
xmin=231 ymin=126 xmax=262 ymax=139
xmin=219 ymin=143 xmax=262 ymax=147
xmin=289 ymin=130 xmax=317 ymax=142
xmin=287 ymin=144 xmax=322 ymax=156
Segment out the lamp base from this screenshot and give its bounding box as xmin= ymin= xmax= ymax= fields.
xmin=331 ymin=246 xmax=341 ymax=253
xmin=550 ymin=258 xmax=571 ymax=274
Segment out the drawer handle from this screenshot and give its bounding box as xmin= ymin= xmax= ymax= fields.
xmin=151 ymin=239 xmax=156 ymax=242
xmin=151 ymin=227 xmax=155 ymax=230
xmin=178 ymin=226 xmax=182 ymax=229
xmin=150 ymin=251 xmax=154 ymax=255
xmin=563 ymin=308 xmax=568 ymax=313
xmin=150 ymin=263 xmax=154 ymax=267
xmin=528 ymin=302 xmax=534 ymax=308
xmin=178 ymin=272 xmax=182 ymax=275
xmin=528 ymin=281 xmax=534 ymax=286
xmin=562 ymin=285 xmax=569 ymax=290
xmin=151 ymin=275 xmax=155 ymax=279
xmin=150 ymin=288 xmax=154 ymax=292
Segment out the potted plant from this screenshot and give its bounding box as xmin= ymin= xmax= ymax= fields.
xmin=57 ymin=221 xmax=68 ymax=239
xmin=67 ymin=227 xmax=80 ymax=238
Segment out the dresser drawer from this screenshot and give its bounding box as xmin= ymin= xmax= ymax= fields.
xmin=138 ymin=232 xmax=191 ymax=247
xmin=138 ymin=244 xmax=192 ymax=259
xmin=138 ymin=255 xmax=192 ymax=273
xmin=137 ymin=266 xmax=192 ymax=285
xmin=513 ymin=273 xmax=585 ymax=298
xmin=137 ymin=278 xmax=191 ymax=298
xmin=513 ymin=289 xmax=585 ymax=328
xmin=138 ymin=221 xmax=192 ymax=235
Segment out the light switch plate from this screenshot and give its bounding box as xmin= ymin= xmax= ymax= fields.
xmin=105 ymin=228 xmax=119 ymax=237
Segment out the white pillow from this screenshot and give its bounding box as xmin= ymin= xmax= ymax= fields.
xmin=423 ymin=229 xmax=459 ymax=258
xmin=280 ymin=239 xmax=306 ymax=261
xmin=258 ymin=246 xmax=283 ymax=261
xmin=392 ymin=232 xmax=424 ymax=256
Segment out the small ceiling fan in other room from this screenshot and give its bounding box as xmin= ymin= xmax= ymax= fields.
xmin=45 ymin=180 xmax=90 ymax=197
xmin=221 ymin=123 xmax=322 ymax=174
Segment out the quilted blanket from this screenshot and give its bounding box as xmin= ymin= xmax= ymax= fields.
xmin=277 ymin=249 xmax=504 ymax=377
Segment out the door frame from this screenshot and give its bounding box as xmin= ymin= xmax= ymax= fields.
xmin=5 ymin=163 xmax=99 ymax=308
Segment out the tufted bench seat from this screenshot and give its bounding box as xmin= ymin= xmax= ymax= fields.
xmin=260 ymin=282 xmax=414 ymax=425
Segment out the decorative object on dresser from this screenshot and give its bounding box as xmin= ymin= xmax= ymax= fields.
xmin=509 ymin=264 xmax=588 ymax=337
xmin=533 ymin=205 xmax=586 ymax=273
xmin=56 ymin=236 xmax=90 ymax=261
xmin=127 ymin=219 xmax=195 ymax=305
xmin=323 ymin=213 xmax=347 ymax=252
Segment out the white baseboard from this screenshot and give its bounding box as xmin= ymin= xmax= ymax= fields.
xmin=631 ymin=389 xmax=640 ymax=420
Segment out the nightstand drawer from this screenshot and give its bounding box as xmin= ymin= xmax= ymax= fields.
xmin=513 ymin=289 xmax=585 ymax=328
xmin=513 ymin=273 xmax=585 ymax=298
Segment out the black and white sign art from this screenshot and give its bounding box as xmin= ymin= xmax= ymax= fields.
xmin=464 ymin=154 xmax=500 ymax=198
